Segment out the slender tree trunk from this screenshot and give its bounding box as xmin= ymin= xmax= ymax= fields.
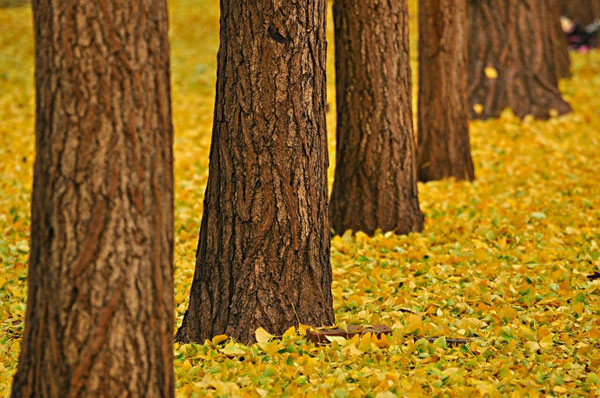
xmin=560 ymin=0 xmax=600 ymax=24
xmin=417 ymin=0 xmax=474 ymax=182
xmin=468 ymin=0 xmax=571 ymax=120
xmin=548 ymin=0 xmax=571 ymax=78
xmin=329 ymin=0 xmax=423 ymax=236
xmin=175 ymin=0 xmax=334 ymax=345
xmin=12 ymin=2 xmax=174 ymax=398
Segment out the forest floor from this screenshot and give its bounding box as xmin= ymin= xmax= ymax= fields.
xmin=1 ymin=1 xmax=600 ymax=397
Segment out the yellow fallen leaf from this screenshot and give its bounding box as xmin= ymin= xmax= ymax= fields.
xmin=325 ymin=335 xmax=347 ymax=345
xmin=338 ymin=320 xmax=348 ymax=332
xmin=484 ymin=66 xmax=498 ymax=79
xmin=220 ymin=343 xmax=248 ymax=356
xmin=260 ymin=341 xmax=280 ymax=356
xmin=211 ymin=334 xmax=228 ymax=345
xmin=539 ymin=334 xmax=554 ymax=349
xmin=283 ymin=326 xmax=296 ymax=337
xmin=404 ymin=314 xmax=423 ymax=335
xmin=255 ymin=327 xmax=274 ymax=343
xmin=375 ymin=392 xmax=396 ymax=398
xmin=358 ymin=333 xmax=372 ymax=351
xmin=342 ymin=342 xmax=362 ymax=356
xmin=535 ymin=325 xmax=549 ymax=340
xmin=298 ymin=323 xmax=310 ymax=336
xmin=524 ymin=341 xmax=540 ymax=351
xmin=373 ymin=333 xmax=390 ymax=348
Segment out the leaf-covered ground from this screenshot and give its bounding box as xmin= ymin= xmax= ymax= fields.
xmin=1 ymin=1 xmax=599 ymax=397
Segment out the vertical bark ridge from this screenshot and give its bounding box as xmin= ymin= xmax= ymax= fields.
xmin=176 ymin=0 xmax=334 ymax=345
xmin=12 ymin=1 xmax=174 ymax=397
xmin=329 ymin=0 xmax=424 ymax=236
xmin=468 ymin=0 xmax=571 ymax=120
xmin=548 ymin=0 xmax=571 ymax=78
xmin=417 ymin=0 xmax=475 ymax=182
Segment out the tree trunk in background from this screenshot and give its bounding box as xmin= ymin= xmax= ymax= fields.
xmin=417 ymin=0 xmax=475 ymax=182
xmin=560 ymin=0 xmax=600 ymax=24
xmin=12 ymin=1 xmax=174 ymax=398
xmin=175 ymin=0 xmax=334 ymax=345
xmin=549 ymin=0 xmax=571 ymax=78
xmin=330 ymin=0 xmax=423 ymax=236
xmin=468 ymin=0 xmax=571 ymax=119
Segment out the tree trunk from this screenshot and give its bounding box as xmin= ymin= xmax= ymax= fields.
xmin=549 ymin=0 xmax=571 ymax=78
xmin=417 ymin=0 xmax=475 ymax=182
xmin=468 ymin=0 xmax=572 ymax=120
xmin=175 ymin=0 xmax=334 ymax=345
xmin=560 ymin=0 xmax=600 ymax=24
xmin=12 ymin=2 xmax=174 ymax=398
xmin=329 ymin=0 xmax=424 ymax=236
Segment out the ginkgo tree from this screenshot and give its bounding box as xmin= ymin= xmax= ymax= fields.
xmin=468 ymin=0 xmax=571 ymax=119
xmin=329 ymin=0 xmax=423 ymax=236
xmin=175 ymin=0 xmax=335 ymax=345
xmin=12 ymin=1 xmax=175 ymax=397
xmin=417 ymin=0 xmax=475 ymax=182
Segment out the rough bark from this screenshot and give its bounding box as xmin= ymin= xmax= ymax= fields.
xmin=175 ymin=0 xmax=334 ymax=345
xmin=329 ymin=0 xmax=424 ymax=235
xmin=560 ymin=0 xmax=600 ymax=24
xmin=417 ymin=0 xmax=475 ymax=182
xmin=12 ymin=1 xmax=174 ymax=398
xmin=468 ymin=0 xmax=571 ymax=119
xmin=549 ymin=0 xmax=571 ymax=78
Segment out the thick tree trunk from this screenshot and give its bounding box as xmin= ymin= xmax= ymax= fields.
xmin=417 ymin=0 xmax=475 ymax=182
xmin=560 ymin=0 xmax=600 ymax=24
xmin=175 ymin=0 xmax=334 ymax=345
xmin=549 ymin=0 xmax=571 ymax=78
xmin=12 ymin=2 xmax=174 ymax=398
xmin=468 ymin=0 xmax=571 ymax=120
xmin=329 ymin=0 xmax=423 ymax=236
